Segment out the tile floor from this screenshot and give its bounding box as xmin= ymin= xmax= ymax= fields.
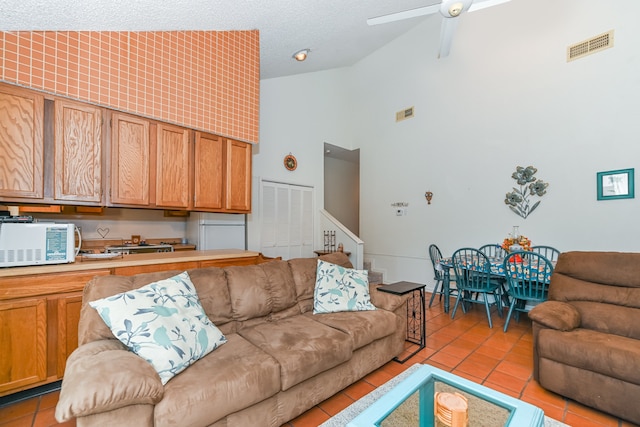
xmin=0 ymin=293 xmax=637 ymax=427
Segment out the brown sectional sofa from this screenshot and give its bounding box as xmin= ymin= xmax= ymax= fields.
xmin=55 ymin=252 xmax=408 ymax=426
xmin=529 ymin=251 xmax=640 ymax=425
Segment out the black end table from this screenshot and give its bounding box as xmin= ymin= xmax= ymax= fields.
xmin=377 ymin=281 xmax=426 ymax=363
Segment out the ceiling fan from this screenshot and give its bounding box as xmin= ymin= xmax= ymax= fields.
xmin=367 ymin=0 xmax=512 ymax=58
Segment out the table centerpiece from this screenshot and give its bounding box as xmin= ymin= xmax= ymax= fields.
xmin=501 ymin=235 xmax=531 ymax=252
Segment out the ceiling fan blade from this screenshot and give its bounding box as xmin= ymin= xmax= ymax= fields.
xmin=438 ymin=17 xmax=459 ymax=58
xmin=468 ymin=0 xmax=511 ymax=13
xmin=367 ymin=3 xmax=441 ymax=26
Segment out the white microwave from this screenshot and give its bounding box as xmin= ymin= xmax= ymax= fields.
xmin=0 ymin=222 xmax=77 ymax=267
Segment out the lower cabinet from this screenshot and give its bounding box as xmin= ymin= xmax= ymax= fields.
xmin=0 ymin=293 xmax=84 ymax=396
xmin=0 ymin=270 xmax=109 ymax=397
xmin=0 ymin=298 xmax=47 ymax=394
xmin=0 ymin=253 xmax=276 ymax=397
xmin=55 ymin=293 xmax=83 ymax=378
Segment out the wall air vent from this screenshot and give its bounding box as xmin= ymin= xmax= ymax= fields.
xmin=567 ymin=30 xmax=614 ymax=62
xmin=396 ymin=106 xmax=414 ymax=122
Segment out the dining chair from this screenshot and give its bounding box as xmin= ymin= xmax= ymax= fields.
xmin=478 ymin=243 xmax=509 ymax=306
xmin=530 ymin=245 xmax=560 ymax=263
xmin=427 ymin=244 xmax=457 ymax=308
xmin=450 ymin=248 xmax=503 ymax=328
xmin=502 ymin=251 xmax=554 ymax=332
xmin=479 ymin=244 xmax=508 ymax=259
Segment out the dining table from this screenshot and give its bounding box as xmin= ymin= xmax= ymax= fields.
xmin=436 ymin=254 xmax=552 ymax=313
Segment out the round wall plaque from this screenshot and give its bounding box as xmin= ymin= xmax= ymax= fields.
xmin=284 ymin=154 xmax=297 ymax=171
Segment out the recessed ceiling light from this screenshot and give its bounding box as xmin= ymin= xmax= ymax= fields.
xmin=292 ymin=49 xmax=310 ymax=61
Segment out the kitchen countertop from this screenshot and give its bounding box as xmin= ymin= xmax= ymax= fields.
xmin=0 ymin=249 xmax=260 ymax=278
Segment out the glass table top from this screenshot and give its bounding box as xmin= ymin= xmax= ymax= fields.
xmin=348 ymin=365 xmax=544 ymax=427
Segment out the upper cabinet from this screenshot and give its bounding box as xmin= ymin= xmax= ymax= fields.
xmin=54 ymin=99 xmax=103 ymax=203
xmin=109 ymin=112 xmax=151 ymax=206
xmin=193 ymin=133 xmax=251 ymax=213
xmin=109 ymin=117 xmax=192 ymax=209
xmin=225 ymin=139 xmax=252 ymax=212
xmin=0 ymin=83 xmax=252 ymax=213
xmin=0 ymin=83 xmax=44 ymax=200
xmin=193 ymin=132 xmax=224 ymax=210
xmin=155 ymin=124 xmax=191 ymax=209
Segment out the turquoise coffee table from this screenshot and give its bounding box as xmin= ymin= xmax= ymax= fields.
xmin=348 ymin=365 xmax=544 ymax=427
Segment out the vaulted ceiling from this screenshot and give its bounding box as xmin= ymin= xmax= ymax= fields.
xmin=0 ymin=0 xmax=447 ymax=79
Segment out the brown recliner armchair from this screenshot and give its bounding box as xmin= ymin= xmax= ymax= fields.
xmin=529 ymin=251 xmax=640 ymax=425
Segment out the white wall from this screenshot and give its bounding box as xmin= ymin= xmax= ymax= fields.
xmin=248 ymin=68 xmax=356 ymax=251
xmin=255 ymin=0 xmax=640 ymax=288
xmin=351 ymin=0 xmax=640 ymax=285
xmin=325 ymin=154 xmax=359 ymax=235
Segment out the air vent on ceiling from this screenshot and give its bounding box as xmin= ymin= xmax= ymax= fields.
xmin=396 ymin=106 xmax=414 ymax=122
xmin=567 ymin=30 xmax=614 ymax=62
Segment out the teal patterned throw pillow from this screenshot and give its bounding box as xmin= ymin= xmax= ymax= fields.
xmin=89 ymin=271 xmax=226 ymax=385
xmin=313 ymin=259 xmax=376 ymax=314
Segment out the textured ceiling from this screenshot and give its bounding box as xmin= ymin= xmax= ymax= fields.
xmin=0 ymin=0 xmax=436 ymax=79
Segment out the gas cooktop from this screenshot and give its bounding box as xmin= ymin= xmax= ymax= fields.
xmin=105 ymin=244 xmax=174 ymax=254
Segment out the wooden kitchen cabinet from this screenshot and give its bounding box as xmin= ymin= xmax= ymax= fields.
xmin=111 ymin=116 xmax=192 ymax=209
xmin=0 ymin=87 xmax=104 ymax=205
xmin=0 ymin=82 xmax=253 ymax=213
xmin=0 ymin=252 xmax=274 ymax=397
xmin=193 ymin=132 xmax=224 ymax=210
xmin=0 ymin=83 xmax=44 ymax=200
xmin=0 ymin=270 xmax=109 ymax=397
xmin=0 ymin=297 xmax=47 ymax=394
xmin=192 ymin=133 xmax=252 ymax=213
xmin=54 ymin=99 xmax=104 ymax=203
xmin=156 ymin=123 xmax=191 ymax=209
xmin=110 ymin=112 xmax=151 ymax=206
xmin=54 ymin=292 xmax=83 ymax=377
xmin=225 ymin=139 xmax=252 ymax=212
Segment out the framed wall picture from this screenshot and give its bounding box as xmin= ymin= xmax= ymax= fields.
xmin=597 ymin=168 xmax=635 ymax=200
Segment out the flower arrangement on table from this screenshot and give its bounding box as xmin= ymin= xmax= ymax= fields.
xmin=501 ymin=235 xmax=532 ymax=252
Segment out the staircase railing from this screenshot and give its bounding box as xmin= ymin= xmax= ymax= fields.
xmin=319 ymin=209 xmax=364 ymax=269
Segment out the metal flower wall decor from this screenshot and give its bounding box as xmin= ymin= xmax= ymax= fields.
xmin=504 ymin=166 xmax=549 ymax=219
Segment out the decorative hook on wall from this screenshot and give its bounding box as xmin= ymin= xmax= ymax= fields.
xmin=425 ymin=191 xmax=433 ymax=204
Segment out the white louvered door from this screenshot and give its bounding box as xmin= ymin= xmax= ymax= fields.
xmin=260 ymin=180 xmax=314 ymax=259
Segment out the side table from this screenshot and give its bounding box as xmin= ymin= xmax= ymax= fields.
xmin=377 ymin=281 xmax=426 ymax=363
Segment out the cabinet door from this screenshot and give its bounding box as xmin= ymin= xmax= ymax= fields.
xmin=0 ymin=84 xmax=44 ymax=199
xmin=54 ymin=99 xmax=103 ymax=202
xmin=193 ymin=132 xmax=224 ymax=210
xmin=225 ymin=139 xmax=252 ymax=212
xmin=0 ymin=298 xmax=47 ymax=394
xmin=110 ymin=112 xmax=150 ymax=205
xmin=55 ymin=293 xmax=82 ymax=378
xmin=156 ymin=123 xmax=191 ymax=209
